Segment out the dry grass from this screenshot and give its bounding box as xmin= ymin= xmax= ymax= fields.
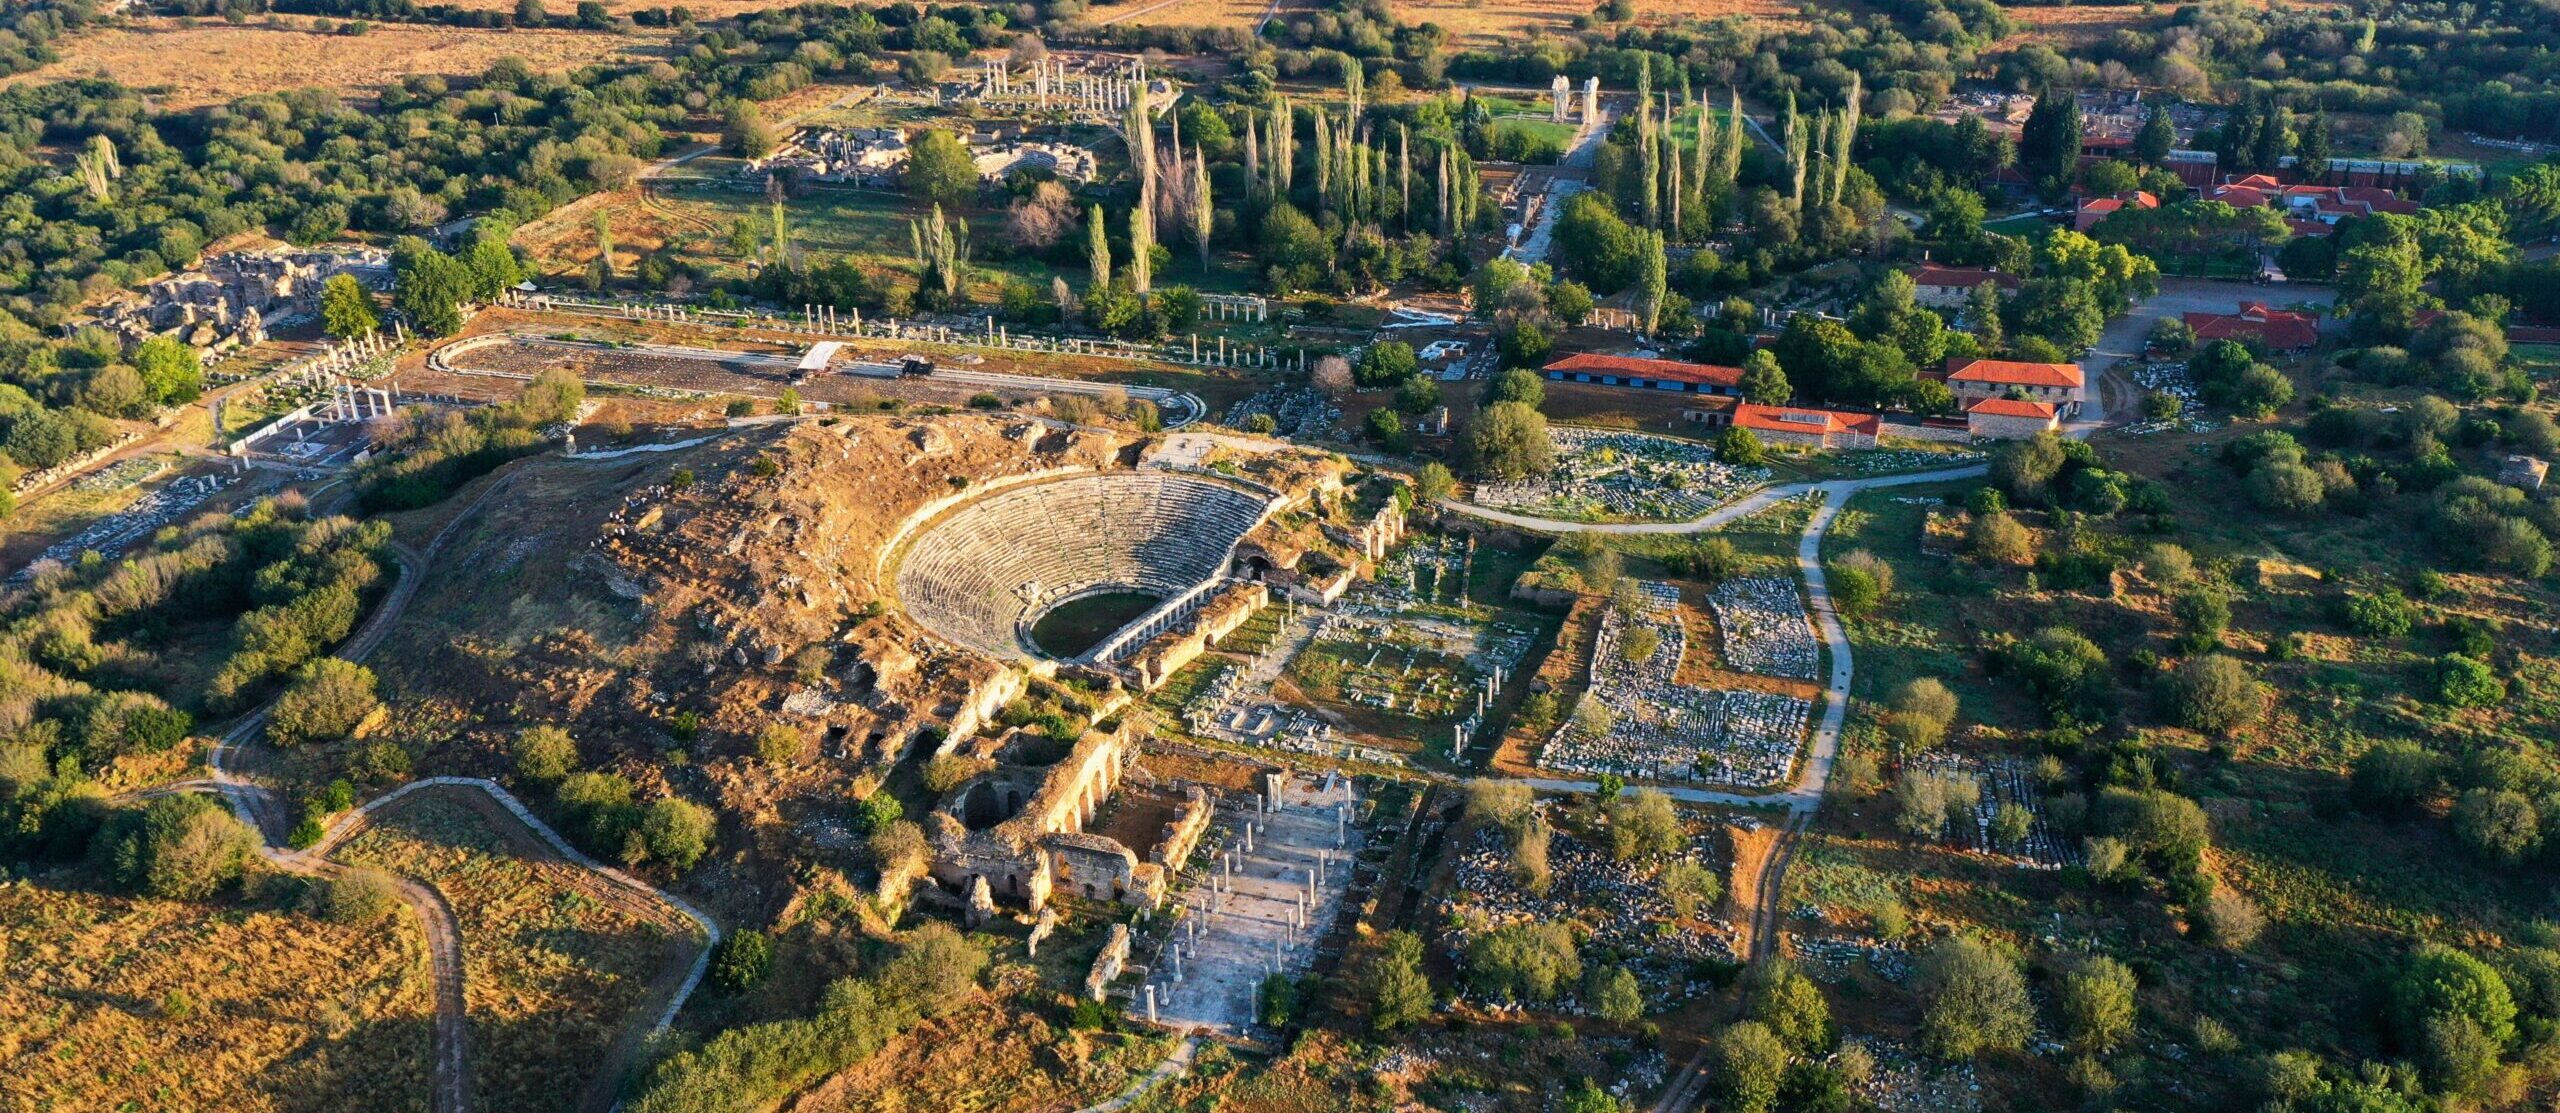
xmin=789 ymin=972 xmax=1175 ymax=1113
xmin=1403 ymin=0 xmax=1806 ymax=43
xmin=1100 ymin=0 xmax=1804 ymax=41
xmin=2 ymin=17 xmax=678 ymax=109
xmin=335 ymin=792 xmax=699 ymax=1113
xmin=0 ymin=876 xmax=436 ymax=1113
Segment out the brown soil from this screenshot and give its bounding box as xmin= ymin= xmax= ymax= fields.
xmin=1725 ymin=820 xmax=1780 ymax=959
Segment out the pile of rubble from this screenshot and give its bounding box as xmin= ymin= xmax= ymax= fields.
xmin=1707 ymin=576 xmax=1819 ymax=679
xmin=1224 ymin=385 xmax=1340 ymax=440
xmin=1791 ymin=935 xmax=1912 ymax=982
xmin=1440 ymin=824 xmax=1737 ymax=991
xmin=1473 ymin=427 xmax=1765 ymax=522
xmin=10 ymin=473 xmax=237 ymax=586
xmin=1539 ymin=581 xmax=1809 ymax=787
xmin=1908 ymin=753 xmax=2080 ymax=868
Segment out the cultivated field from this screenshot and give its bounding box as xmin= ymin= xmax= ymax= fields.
xmin=334 ymin=791 xmax=703 ymax=1113
xmin=2 ymin=18 xmax=677 ymax=108
xmin=0 ymin=878 xmax=436 ymax=1113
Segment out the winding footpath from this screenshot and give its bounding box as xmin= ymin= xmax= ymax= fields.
xmin=202 ymin=462 xmax=725 ymax=1113
xmin=1439 ymin=464 xmax=1987 ymax=1113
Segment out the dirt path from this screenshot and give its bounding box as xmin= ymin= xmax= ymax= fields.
xmin=202 ymin=458 xmax=721 ymax=1113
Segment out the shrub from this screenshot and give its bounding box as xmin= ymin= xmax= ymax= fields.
xmin=2342 ymin=589 xmax=2416 ymax=637
xmin=107 ymin=794 xmax=259 ymax=901
xmin=1968 ymin=512 xmax=2034 ymax=566
xmin=1745 ymin=959 xmax=1833 ymax=1053
xmin=2433 ymin=654 xmax=2506 ymax=708
xmin=512 ymin=725 xmax=577 ymax=783
xmin=267 ymin=659 xmax=381 ymax=747
xmin=1915 ymin=934 xmax=2033 ymax=1059
xmin=712 ymin=929 xmax=774 ymax=993
xmin=639 ymin=797 xmax=715 ymax=870
xmin=754 ymin=723 xmax=803 ymax=766
xmin=2351 ymin=740 xmax=2443 ymax=814
xmin=322 ymin=869 xmax=404 ymax=923
xmin=2057 ymin=956 xmax=2138 ymax=1053
xmin=2451 ymin=788 xmax=2542 ymax=863
xmin=1659 ymin=859 xmax=1723 ymax=919
xmin=1588 ymin=964 xmax=1644 ymax=1022
xmin=2156 ymin=655 xmax=2268 ymax=736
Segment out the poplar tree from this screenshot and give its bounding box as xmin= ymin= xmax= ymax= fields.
xmin=1087 ymin=203 xmax=1111 ymax=286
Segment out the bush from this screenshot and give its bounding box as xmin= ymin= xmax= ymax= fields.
xmin=2433 ymin=653 xmax=2506 ymax=708
xmin=2342 ymin=589 xmax=2416 ymax=637
xmin=513 ymin=725 xmax=578 ymax=783
xmin=2351 ymin=740 xmax=2443 ymax=814
xmin=712 ymin=929 xmax=774 ymax=993
xmin=2057 ymin=956 xmax=2138 ymax=1053
xmin=1717 ymin=426 xmax=1766 ymax=466
xmin=754 ymin=723 xmax=803 ymax=766
xmin=1354 ymin=341 xmax=1419 ymax=388
xmin=1915 ymin=934 xmax=2032 ymax=1059
xmin=638 ymin=797 xmax=715 ymax=870
xmin=107 ymin=794 xmax=259 ymax=901
xmin=1745 ymin=959 xmax=1833 ymax=1053
xmin=2156 ymin=655 xmax=2268 ymax=736
xmin=1968 ymin=512 xmax=2034 ymax=566
xmin=266 ymin=659 xmax=381 ymax=747
xmin=321 ymin=868 xmax=403 ymax=923
xmin=1466 ymin=920 xmax=1581 ymax=1004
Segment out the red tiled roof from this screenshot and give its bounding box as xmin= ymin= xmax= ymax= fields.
xmin=2184 ymin=306 xmax=2319 ymax=351
xmin=1946 ymin=359 xmax=2085 ymax=389
xmin=2284 ymin=218 xmax=2333 ymax=237
xmin=1907 ymin=264 xmax=2021 ymax=291
xmin=1542 ymin=352 xmax=1744 ymax=388
xmin=2212 ymin=185 xmax=2271 ymax=208
xmin=1733 ymin=403 xmax=1882 ymax=438
xmin=1965 ymin=397 xmax=2059 ymax=420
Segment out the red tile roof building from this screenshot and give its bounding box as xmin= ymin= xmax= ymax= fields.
xmin=1944 ymin=358 xmax=2088 ymax=412
xmin=2183 ymin=302 xmax=2321 ymax=352
xmin=2074 ymin=191 xmax=2160 ymax=232
xmin=1963 ymin=397 xmax=2061 ymax=440
xmin=1906 ymin=264 xmax=2023 ymax=308
xmin=1731 ymin=403 xmax=1882 ymax=449
xmin=1542 ymin=353 xmax=1745 ymax=394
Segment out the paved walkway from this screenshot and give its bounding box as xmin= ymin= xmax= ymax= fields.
xmin=1440 ymin=463 xmax=1986 ymax=817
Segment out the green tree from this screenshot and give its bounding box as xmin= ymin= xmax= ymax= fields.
xmin=2157 ymin=654 xmax=2269 ymax=736
xmin=711 ymin=929 xmax=773 ymax=993
xmin=320 ymin=274 xmax=381 ymax=341
xmin=1466 ymin=921 xmax=1581 ymax=1003
xmin=1712 ymin=1020 xmax=1790 ymax=1113
xmin=108 ymin=794 xmax=259 ymax=901
xmin=2391 ymin=943 xmax=2517 ymax=1052
xmin=1589 ymin=963 xmax=1644 ymax=1022
xmin=1367 ymin=930 xmax=1434 ymax=1033
xmin=1485 ymin=368 xmax=1546 ymax=409
xmin=638 ymin=797 xmax=714 ymax=870
xmin=1357 ymin=340 xmax=1420 ymax=388
xmin=1467 ymin=402 xmax=1553 ymax=480
xmin=267 ymin=659 xmax=380 ymax=748
xmin=2452 ymin=788 xmax=2542 ymax=864
xmin=512 ymin=725 xmax=578 ymax=783
xmin=1659 ymin=859 xmax=1722 ymax=918
xmin=1739 ymin=349 xmax=1790 ymax=404
xmin=1916 ymin=934 xmax=2033 ymax=1059
xmin=1746 ymin=959 xmax=1833 ymax=1053
xmin=2057 ymin=956 xmax=2138 ymax=1053
xmin=391 ymin=239 xmax=472 ymax=337
xmin=131 ymin=336 xmax=203 ymax=406
xmin=905 ymin=129 xmax=978 ymax=208
xmin=723 ymin=101 xmax=779 ymax=158
xmin=2435 ymin=654 xmax=2506 ymax=708
xmin=1718 ymin=425 xmax=1765 ymax=465
xmin=1414 ymin=462 xmax=1456 ymax=504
